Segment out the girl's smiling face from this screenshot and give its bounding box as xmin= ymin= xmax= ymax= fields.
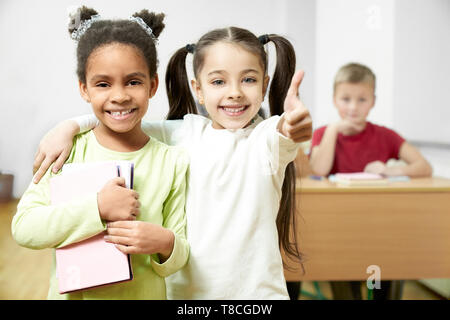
xmin=192 ymin=42 xmax=269 ymax=130
xmin=79 ymin=43 xmax=158 ymax=135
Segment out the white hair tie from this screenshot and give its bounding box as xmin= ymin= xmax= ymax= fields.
xmin=70 ymin=14 xmax=101 ymax=41
xmin=69 ymin=10 xmax=156 ymax=43
xmin=129 ymin=16 xmax=157 ymax=42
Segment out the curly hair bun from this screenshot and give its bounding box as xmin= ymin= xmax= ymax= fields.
xmin=68 ymin=6 xmax=98 ymax=35
xmin=132 ymin=10 xmax=165 ymax=39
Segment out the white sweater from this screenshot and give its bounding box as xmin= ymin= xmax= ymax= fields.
xmin=77 ymin=113 xmax=300 ymax=299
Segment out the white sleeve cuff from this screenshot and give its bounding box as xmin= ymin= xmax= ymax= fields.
xmin=69 ymin=114 xmax=99 ymax=134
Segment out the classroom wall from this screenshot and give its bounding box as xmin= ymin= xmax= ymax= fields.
xmin=284 ymin=0 xmax=316 ymax=117
xmin=314 ymin=0 xmax=395 ymax=128
xmin=394 ymin=0 xmax=450 ymax=145
xmin=393 ymin=0 xmax=450 ymax=178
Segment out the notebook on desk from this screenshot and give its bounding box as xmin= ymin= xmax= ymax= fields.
xmin=50 ymin=161 xmax=134 ymax=294
xmin=330 ymin=172 xmax=389 ymax=186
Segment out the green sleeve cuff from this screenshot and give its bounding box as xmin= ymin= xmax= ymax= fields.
xmin=150 ymin=233 xmax=189 ymax=278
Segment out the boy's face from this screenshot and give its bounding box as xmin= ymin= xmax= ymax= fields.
xmin=333 ymin=82 xmax=375 ymax=124
xmin=79 ymin=43 xmax=158 ymax=134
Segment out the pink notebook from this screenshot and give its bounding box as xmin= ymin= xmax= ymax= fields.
xmin=334 ymin=172 xmax=384 ymax=180
xmin=50 ymin=162 xmax=134 ymax=294
xmin=332 ymin=172 xmax=388 ymax=186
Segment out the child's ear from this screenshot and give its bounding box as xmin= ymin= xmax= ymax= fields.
xmin=191 ymin=79 xmax=204 ymax=105
xmin=263 ymin=75 xmax=270 ymax=98
xmin=78 ymin=80 xmax=91 ymax=103
xmin=149 ymin=74 xmax=159 ymax=99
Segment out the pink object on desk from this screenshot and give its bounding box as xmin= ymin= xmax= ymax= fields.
xmin=332 ymin=172 xmax=388 ymax=186
xmin=50 ymin=162 xmax=133 ymax=294
xmin=335 ymin=172 xmax=384 ymax=180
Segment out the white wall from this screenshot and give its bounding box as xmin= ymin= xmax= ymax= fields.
xmin=284 ymin=0 xmax=316 ymax=115
xmin=394 ymin=0 xmax=450 ymax=144
xmin=1 ymin=0 xmax=317 ymax=198
xmin=314 ymin=0 xmax=395 ymax=128
xmin=393 ymin=0 xmax=450 ymax=179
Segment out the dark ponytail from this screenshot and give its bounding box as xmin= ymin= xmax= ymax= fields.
xmin=263 ymin=35 xmax=303 ymax=273
xmin=266 ymin=35 xmax=296 ymax=117
xmin=166 ymin=46 xmax=198 ymax=120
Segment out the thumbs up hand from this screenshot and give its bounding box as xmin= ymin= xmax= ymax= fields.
xmin=278 ymin=70 xmax=312 ymax=143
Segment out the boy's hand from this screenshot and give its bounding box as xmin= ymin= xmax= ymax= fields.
xmin=33 ymin=120 xmax=79 ymax=184
xmin=364 ymin=161 xmax=387 ymax=175
xmin=335 ymin=119 xmax=366 ymax=136
xmin=97 ymin=178 xmax=140 ymax=222
xmin=105 ymin=221 xmax=175 ymax=261
xmin=279 ymin=70 xmax=312 ymax=142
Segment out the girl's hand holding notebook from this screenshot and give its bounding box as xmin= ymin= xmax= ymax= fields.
xmin=105 ymin=220 xmax=175 ymax=262
xmin=98 ymin=177 xmax=140 ymax=222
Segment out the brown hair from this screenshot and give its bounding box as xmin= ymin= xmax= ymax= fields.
xmin=333 ymin=62 xmax=376 ymax=94
xmin=68 ymin=6 xmax=165 ymax=83
xmin=165 ymin=26 xmax=303 ymax=271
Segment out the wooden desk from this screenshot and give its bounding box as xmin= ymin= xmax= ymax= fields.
xmin=284 ymin=177 xmax=450 ymax=281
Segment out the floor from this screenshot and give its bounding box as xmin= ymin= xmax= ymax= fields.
xmin=297 ymin=280 xmax=445 ymax=300
xmin=1 ymin=200 xmax=51 ymax=299
xmin=0 ymin=199 xmax=447 ymax=300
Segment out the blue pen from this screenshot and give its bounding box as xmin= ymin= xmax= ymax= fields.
xmin=309 ymin=175 xmax=324 ymax=181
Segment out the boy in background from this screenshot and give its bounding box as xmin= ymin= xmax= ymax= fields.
xmin=310 ymin=62 xmax=432 ymax=299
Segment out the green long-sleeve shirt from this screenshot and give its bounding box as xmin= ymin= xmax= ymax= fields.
xmin=12 ymin=130 xmax=189 ymax=299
